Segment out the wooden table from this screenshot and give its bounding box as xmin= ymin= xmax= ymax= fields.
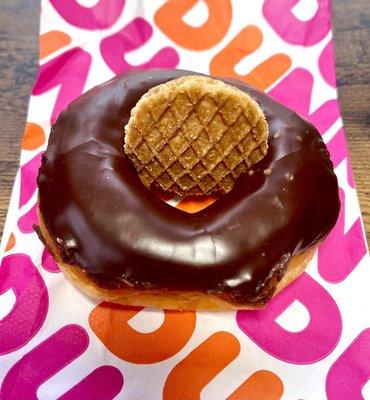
xmin=0 ymin=0 xmax=369 ymax=245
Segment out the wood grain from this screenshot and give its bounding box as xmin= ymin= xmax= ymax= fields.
xmin=0 ymin=0 xmax=39 ymax=240
xmin=332 ymin=1 xmax=370 ymax=245
xmin=0 ymin=0 xmax=369 ymax=246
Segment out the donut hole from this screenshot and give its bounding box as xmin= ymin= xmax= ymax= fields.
xmin=151 ymin=186 xmax=220 ymax=214
xmin=175 ymin=194 xmax=219 ymax=213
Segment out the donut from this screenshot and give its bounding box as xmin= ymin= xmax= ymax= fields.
xmin=37 ymin=69 xmax=340 ymax=310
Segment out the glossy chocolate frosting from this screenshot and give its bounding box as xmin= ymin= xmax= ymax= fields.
xmin=37 ymin=69 xmax=340 ymax=305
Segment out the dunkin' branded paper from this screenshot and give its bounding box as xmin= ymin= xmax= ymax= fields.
xmin=0 ymin=1 xmax=369 ymax=399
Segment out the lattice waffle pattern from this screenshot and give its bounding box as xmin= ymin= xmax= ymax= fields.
xmin=124 ymin=75 xmax=269 ymax=195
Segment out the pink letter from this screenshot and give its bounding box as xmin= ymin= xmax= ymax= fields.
xmin=100 ymin=18 xmax=179 ymax=74
xmin=318 ymin=189 xmax=367 ymax=283
xmin=263 ymin=0 xmax=331 ymax=46
xmin=326 ymin=128 xmax=355 ymax=188
xmin=59 ymin=366 xmax=124 ymax=400
xmin=269 ymin=68 xmax=340 ymax=135
xmin=32 ymin=48 xmax=92 ymax=122
xmin=319 ymin=40 xmax=336 ymax=87
xmin=0 ymin=325 xmax=124 ymax=399
xmin=17 ymin=202 xmax=38 ymax=234
xmin=50 ymin=0 xmax=125 ymax=30
xmin=19 ymin=151 xmax=42 ymax=207
xmin=1 ymin=325 xmax=124 ymax=399
xmin=236 ymin=273 xmax=342 ymax=364
xmin=41 ymin=247 xmax=61 ymax=273
xmin=0 ymin=254 xmax=48 ymax=355
xmin=1 ymin=325 xmax=87 ymax=398
xmin=326 ymin=128 xmax=349 ymax=169
xmin=326 ymin=329 xmax=370 ymax=399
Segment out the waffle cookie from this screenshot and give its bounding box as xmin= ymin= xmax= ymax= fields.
xmin=124 ymin=75 xmax=269 ymax=195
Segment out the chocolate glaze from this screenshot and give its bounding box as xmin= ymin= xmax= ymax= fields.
xmin=37 ymin=69 xmax=340 ymax=305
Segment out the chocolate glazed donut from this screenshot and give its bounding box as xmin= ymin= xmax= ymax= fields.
xmin=37 ymin=69 xmax=340 ymax=309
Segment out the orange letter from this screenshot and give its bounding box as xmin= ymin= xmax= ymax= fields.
xmin=39 ymin=31 xmax=71 ymax=60
xmin=227 ymin=370 xmax=283 ymax=400
xmin=155 ymin=0 xmax=232 ymax=50
xmin=210 ymin=26 xmax=291 ymax=90
xmin=89 ymin=303 xmax=195 ymax=364
xmin=163 ymin=332 xmax=240 ymax=399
